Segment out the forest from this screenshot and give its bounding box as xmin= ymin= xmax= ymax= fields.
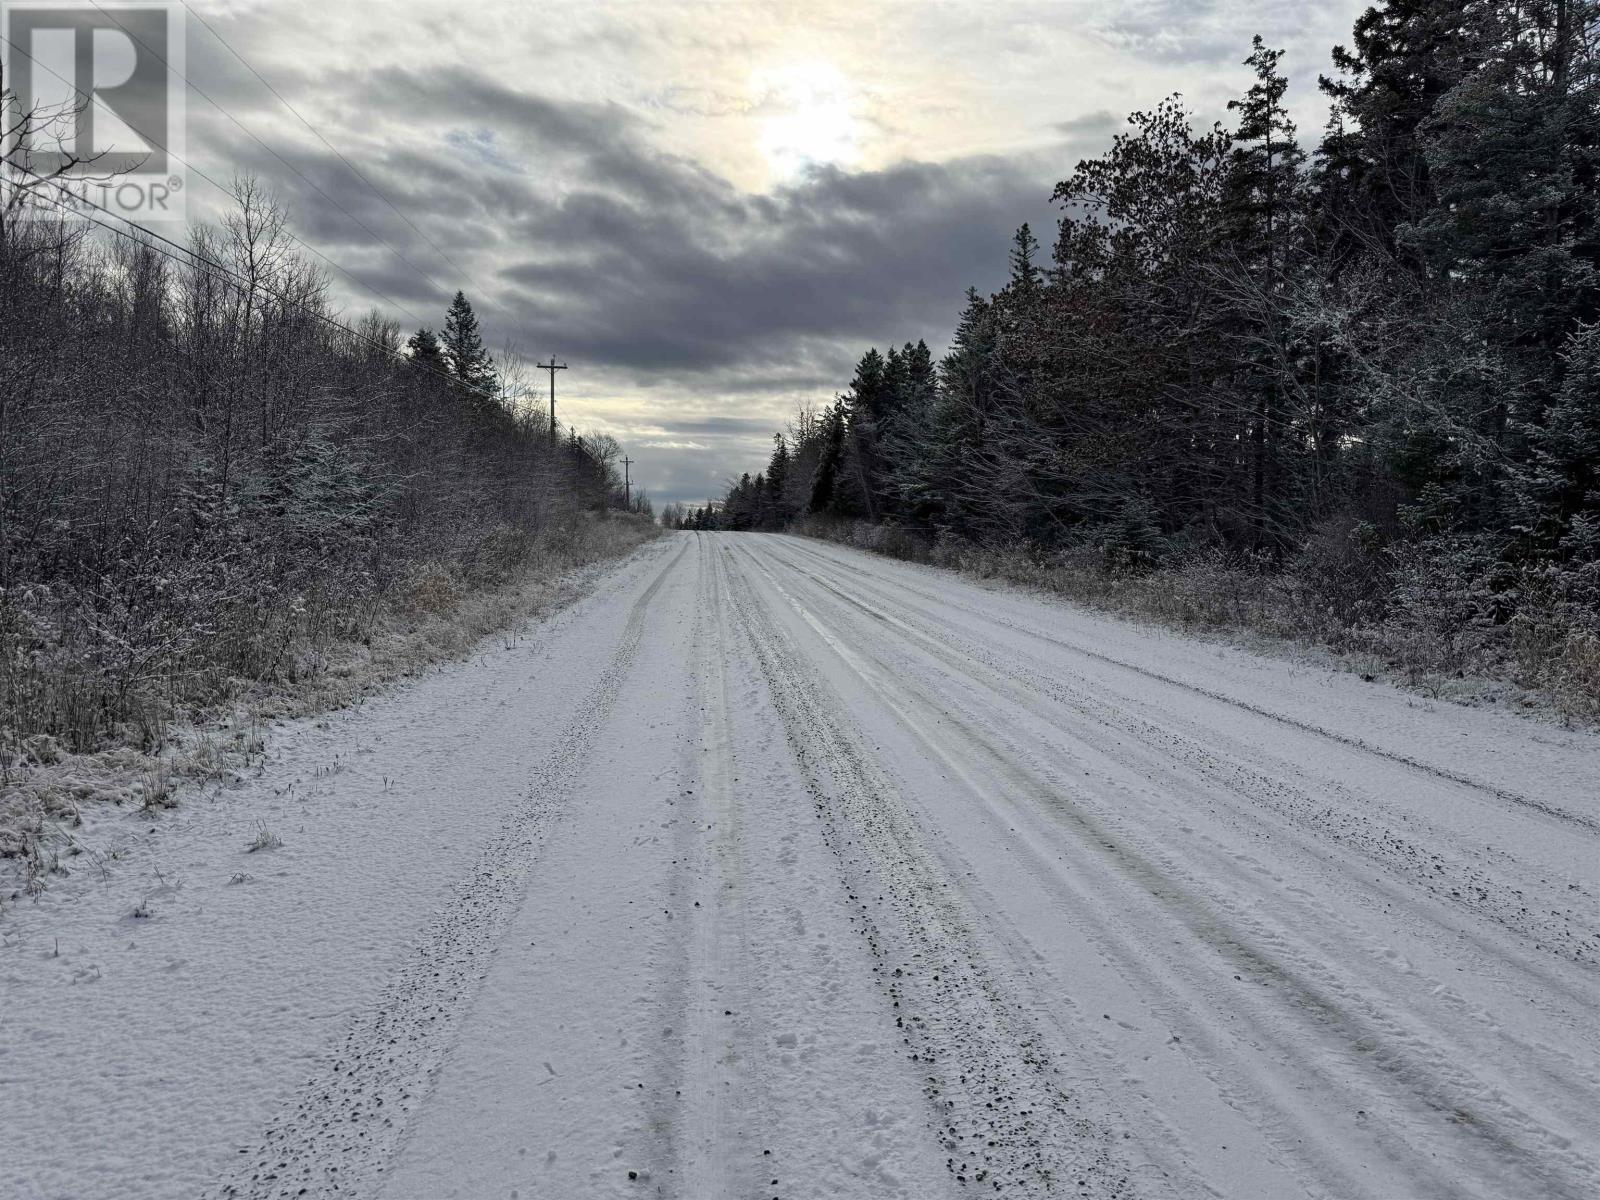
xmin=0 ymin=178 xmax=651 ymax=775
xmin=679 ymin=0 xmax=1600 ymax=715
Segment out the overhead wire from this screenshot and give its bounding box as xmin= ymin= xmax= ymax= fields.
xmin=0 ymin=32 xmax=433 ymax=329
xmin=84 ymin=0 xmax=459 ymax=307
xmin=176 ymin=0 xmax=485 ymax=298
xmin=9 ymin=161 xmax=498 ymax=401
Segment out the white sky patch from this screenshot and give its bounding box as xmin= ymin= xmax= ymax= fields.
xmin=753 ymin=60 xmax=860 ymax=184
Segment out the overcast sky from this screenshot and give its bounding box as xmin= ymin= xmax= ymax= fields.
xmin=177 ymin=0 xmax=1371 ymax=509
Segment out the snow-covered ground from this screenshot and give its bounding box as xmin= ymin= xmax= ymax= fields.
xmin=4 ymin=531 xmax=1598 ymax=1199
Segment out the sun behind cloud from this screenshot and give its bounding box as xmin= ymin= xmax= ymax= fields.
xmin=753 ymin=60 xmax=859 ymax=183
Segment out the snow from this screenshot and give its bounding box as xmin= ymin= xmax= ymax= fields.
xmin=4 ymin=531 xmax=1598 ymax=1199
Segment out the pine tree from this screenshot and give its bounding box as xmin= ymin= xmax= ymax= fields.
xmin=995 ymin=225 xmax=1046 ymax=427
xmin=1226 ymin=38 xmax=1305 ymax=280
xmin=406 ymin=327 xmax=447 ymax=377
xmin=442 ymin=291 xmax=498 ymax=400
xmin=920 ymin=288 xmax=998 ymax=531
xmin=708 ymin=0 xmax=1600 ymax=691
xmin=880 ymin=340 xmax=936 ymax=517
xmin=763 ymin=433 xmax=792 ymax=528
xmin=1522 ymin=321 xmax=1600 ymax=551
xmin=1410 ymin=1 xmax=1599 ymax=418
xmin=1047 ymin=95 xmax=1236 ymax=542
xmin=842 ymin=349 xmax=892 ymax=519
xmin=1007 ymin=224 xmax=1042 ymax=298
xmin=1225 ymin=37 xmax=1307 ymax=548
xmin=1319 ymin=0 xmax=1478 ymax=254
xmin=808 ymin=402 xmax=847 ymax=515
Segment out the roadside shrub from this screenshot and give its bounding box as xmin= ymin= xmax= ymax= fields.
xmin=1370 ymin=534 xmax=1515 ymax=679
xmin=1290 ymin=517 xmax=1391 ymax=634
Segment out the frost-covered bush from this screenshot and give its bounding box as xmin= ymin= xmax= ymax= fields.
xmin=1373 ymin=534 xmax=1516 ymax=677
xmin=1289 ymin=517 xmax=1391 ymax=634
xmin=849 ymin=520 xmax=926 ymax=561
xmin=1553 ymin=630 xmax=1600 ymax=721
xmin=0 ymin=203 xmax=649 ymax=781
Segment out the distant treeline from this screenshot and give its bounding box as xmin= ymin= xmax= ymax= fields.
xmin=1 ymin=179 xmax=647 ymax=758
xmin=679 ymin=0 xmax=1600 ymax=713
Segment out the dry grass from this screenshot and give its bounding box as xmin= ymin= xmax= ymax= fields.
xmin=245 ymin=821 xmax=283 ymax=853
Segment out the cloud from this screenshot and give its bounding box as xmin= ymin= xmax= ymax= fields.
xmin=1053 ymin=110 xmax=1125 ymax=140
xmin=169 ymin=0 xmax=1369 ymax=507
xmin=195 ymin=67 xmax=1081 ymax=506
xmin=206 ymin=62 xmax=1072 ymax=351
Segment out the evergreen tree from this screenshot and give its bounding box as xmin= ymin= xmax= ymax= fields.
xmin=442 ymin=291 xmax=498 ymax=400
xmin=705 ymin=0 xmax=1600 ymax=697
xmin=1320 ymin=0 xmax=1478 ymax=255
xmin=808 ymin=402 xmax=847 ymax=515
xmin=1522 ymin=321 xmax=1600 ymax=551
xmin=406 ymin=327 xmax=447 ymax=376
xmin=1224 ymin=37 xmax=1307 ymax=548
xmin=1225 ymin=37 xmax=1305 ymax=276
xmin=913 ymin=288 xmax=997 ymax=532
xmin=881 ymin=340 xmax=937 ymax=516
xmin=724 ymin=472 xmax=758 ymax=530
xmin=1007 ymin=224 xmax=1042 ymax=299
xmin=1409 ymin=0 xmax=1599 ymax=419
xmin=841 ymin=348 xmax=892 ymax=519
xmin=763 ymin=433 xmax=792 ymax=528
xmin=1051 ymin=94 xmax=1236 ymax=527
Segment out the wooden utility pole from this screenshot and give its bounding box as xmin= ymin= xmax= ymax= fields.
xmin=623 ymin=455 xmax=634 ymax=509
xmin=537 ymin=357 xmax=567 ymax=447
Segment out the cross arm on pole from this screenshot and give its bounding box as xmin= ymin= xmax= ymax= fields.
xmin=536 ymin=357 xmax=568 ymax=445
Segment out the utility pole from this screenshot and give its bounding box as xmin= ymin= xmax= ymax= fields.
xmin=537 ymin=357 xmax=567 ymax=447
xmin=623 ymin=456 xmax=634 ymax=509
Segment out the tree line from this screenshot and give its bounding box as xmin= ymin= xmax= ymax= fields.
xmin=690 ymin=0 xmax=1600 ymax=705
xmin=1 ymin=176 xmax=647 ymax=758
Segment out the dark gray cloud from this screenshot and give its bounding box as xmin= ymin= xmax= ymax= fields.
xmin=203 ymin=63 xmax=1071 ymax=355
xmin=494 ymin=153 xmax=1058 ymax=373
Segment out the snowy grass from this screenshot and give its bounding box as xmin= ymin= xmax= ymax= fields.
xmin=1 ymin=513 xmax=659 ymax=894
xmin=246 ymin=822 xmax=283 ymax=854
xmin=796 ymin=517 xmax=1600 ymax=728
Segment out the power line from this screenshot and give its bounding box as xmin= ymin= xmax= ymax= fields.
xmin=177 ymin=0 xmax=484 ymax=299
xmin=537 ymin=357 xmax=567 ymax=447
xmin=83 ymin=0 xmax=458 ymax=308
xmin=0 ymin=32 xmax=430 ymax=329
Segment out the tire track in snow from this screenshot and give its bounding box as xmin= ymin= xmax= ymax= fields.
xmin=209 ymin=540 xmax=687 ymax=1200
xmin=763 ymin=539 xmax=1600 ymax=974
xmin=646 ymin=535 xmax=962 ymax=1199
xmin=739 ymin=537 xmax=1600 ymax=1200
xmin=720 ymin=544 xmax=1151 ymax=1199
xmin=671 ymin=534 xmax=766 ymax=1197
xmin=768 ymin=536 xmax=1597 ymax=834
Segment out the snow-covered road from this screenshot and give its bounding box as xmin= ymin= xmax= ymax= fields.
xmin=5 ymin=531 xmax=1599 ymax=1199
